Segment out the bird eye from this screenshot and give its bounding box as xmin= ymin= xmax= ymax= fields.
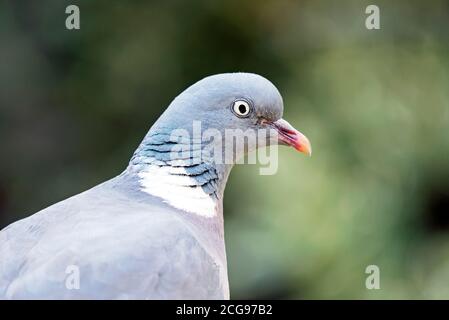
xmin=231 ymin=100 xmax=251 ymax=117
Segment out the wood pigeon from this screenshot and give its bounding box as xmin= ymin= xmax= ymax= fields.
xmin=0 ymin=73 xmax=311 ymax=299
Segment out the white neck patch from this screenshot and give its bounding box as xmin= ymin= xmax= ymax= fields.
xmin=138 ymin=165 xmax=218 ymax=218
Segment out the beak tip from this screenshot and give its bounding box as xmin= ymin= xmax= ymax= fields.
xmin=306 ymin=144 xmax=312 ymax=157
xmin=300 ymin=145 xmax=312 ymax=157
xmin=297 ymin=137 xmax=312 ymax=157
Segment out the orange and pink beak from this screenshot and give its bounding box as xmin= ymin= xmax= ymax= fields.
xmin=270 ymin=119 xmax=312 ymax=156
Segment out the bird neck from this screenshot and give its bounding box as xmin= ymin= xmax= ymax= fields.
xmin=126 ymin=128 xmax=233 ymax=218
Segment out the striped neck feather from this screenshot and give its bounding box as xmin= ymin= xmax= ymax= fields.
xmin=128 ymin=130 xmax=222 ymax=218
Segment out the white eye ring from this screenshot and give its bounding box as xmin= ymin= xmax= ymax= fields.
xmin=231 ymin=100 xmax=252 ymax=117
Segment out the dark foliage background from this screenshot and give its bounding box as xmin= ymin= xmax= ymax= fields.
xmin=1 ymin=0 xmax=449 ymax=298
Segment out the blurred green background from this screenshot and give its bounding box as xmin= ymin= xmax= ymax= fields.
xmin=1 ymin=0 xmax=449 ymax=299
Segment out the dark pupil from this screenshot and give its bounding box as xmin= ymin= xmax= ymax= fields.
xmin=238 ymin=104 xmax=247 ymax=114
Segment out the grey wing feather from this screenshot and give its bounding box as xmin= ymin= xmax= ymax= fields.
xmin=0 ymin=180 xmax=227 ymax=299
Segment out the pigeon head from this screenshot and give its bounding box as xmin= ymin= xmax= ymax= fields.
xmin=151 ymin=72 xmax=311 ymax=160
xmin=128 ymin=73 xmax=311 ymax=217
